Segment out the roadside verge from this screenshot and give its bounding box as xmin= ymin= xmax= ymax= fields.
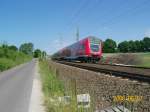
xmin=29 ymin=60 xmax=45 ymax=112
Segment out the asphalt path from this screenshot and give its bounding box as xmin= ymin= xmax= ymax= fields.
xmin=0 ymin=60 xmax=36 ymax=112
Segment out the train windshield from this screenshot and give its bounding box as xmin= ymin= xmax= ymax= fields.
xmin=90 ymin=44 xmax=99 ymax=52
xmin=89 ymin=37 xmax=100 ymax=52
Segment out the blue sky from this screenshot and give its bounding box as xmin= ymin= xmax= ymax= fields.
xmin=0 ymin=0 xmax=150 ymax=54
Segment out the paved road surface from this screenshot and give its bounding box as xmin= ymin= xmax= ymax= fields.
xmin=0 ymin=60 xmax=36 ymax=112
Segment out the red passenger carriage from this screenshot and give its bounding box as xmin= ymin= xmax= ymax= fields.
xmin=52 ymin=36 xmax=102 ymax=62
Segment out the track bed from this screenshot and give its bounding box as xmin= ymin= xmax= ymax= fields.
xmin=56 ymin=61 xmax=150 ymax=83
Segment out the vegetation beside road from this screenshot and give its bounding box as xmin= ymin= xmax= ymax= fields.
xmin=39 ymin=59 xmax=82 ymax=112
xmin=0 ymin=42 xmax=47 ymax=72
xmin=39 ymin=59 xmax=65 ymax=112
xmin=0 ymin=44 xmax=32 ymax=71
xmin=39 ymin=60 xmax=64 ymax=97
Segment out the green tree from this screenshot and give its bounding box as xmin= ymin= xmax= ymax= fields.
xmin=134 ymin=40 xmax=144 ymax=52
xmin=128 ymin=40 xmax=136 ymax=52
xmin=142 ymin=37 xmax=150 ymax=52
xmin=0 ymin=47 xmax=5 ymax=57
xmin=1 ymin=44 xmax=9 ymax=58
xmin=139 ymin=40 xmax=144 ymax=52
xmin=118 ymin=41 xmax=129 ymax=52
xmin=41 ymin=51 xmax=47 ymax=59
xmin=8 ymin=45 xmax=18 ymax=51
xmin=19 ymin=43 xmax=34 ymax=55
xmin=103 ymin=38 xmax=117 ymax=53
xmin=34 ymin=49 xmax=42 ymax=58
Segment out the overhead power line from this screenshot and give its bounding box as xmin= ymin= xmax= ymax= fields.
xmin=66 ymin=0 xmax=104 ymax=38
xmin=95 ymin=0 xmax=150 ymax=33
xmin=70 ymin=0 xmax=89 ymax=23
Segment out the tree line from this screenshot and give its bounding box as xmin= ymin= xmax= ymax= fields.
xmin=102 ymin=37 xmax=150 ymax=53
xmin=19 ymin=43 xmax=47 ymax=58
xmin=0 ymin=42 xmax=46 ymax=71
xmin=0 ymin=42 xmax=46 ymax=58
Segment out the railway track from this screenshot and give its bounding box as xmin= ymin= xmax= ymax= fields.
xmin=56 ymin=61 xmax=150 ymax=83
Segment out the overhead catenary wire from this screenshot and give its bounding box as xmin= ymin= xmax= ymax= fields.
xmin=59 ymin=0 xmax=89 ymax=42
xmin=67 ymin=0 xmax=103 ymax=32
xmin=71 ymin=0 xmax=125 ymax=38
xmin=94 ymin=0 xmax=150 ymax=34
xmin=62 ymin=0 xmax=150 ymax=43
xmin=65 ymin=0 xmax=90 ymax=32
xmin=65 ymin=0 xmax=104 ymax=40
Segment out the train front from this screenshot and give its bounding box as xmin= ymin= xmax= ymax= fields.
xmin=87 ymin=36 xmax=102 ymax=62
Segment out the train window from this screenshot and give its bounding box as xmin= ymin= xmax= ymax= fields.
xmin=82 ymin=44 xmax=85 ymax=50
xmin=80 ymin=44 xmax=85 ymax=50
xmin=90 ymin=44 xmax=99 ymax=52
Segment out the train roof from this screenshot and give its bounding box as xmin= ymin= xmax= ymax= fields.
xmin=81 ymin=36 xmax=102 ymax=41
xmin=53 ymin=36 xmax=101 ymax=55
xmin=82 ymin=36 xmax=99 ymax=39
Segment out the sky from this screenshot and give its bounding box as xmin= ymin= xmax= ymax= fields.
xmin=0 ymin=0 xmax=150 ymax=54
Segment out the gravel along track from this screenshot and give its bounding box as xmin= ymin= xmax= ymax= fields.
xmin=57 ymin=61 xmax=150 ymax=83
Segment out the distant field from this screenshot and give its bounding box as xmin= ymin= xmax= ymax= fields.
xmin=137 ymin=53 xmax=150 ymax=67
xmin=102 ymin=53 xmax=150 ymax=68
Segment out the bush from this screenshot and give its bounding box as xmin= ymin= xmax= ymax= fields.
xmin=0 ymin=45 xmax=32 ymax=71
xmin=0 ymin=58 xmax=15 ymax=71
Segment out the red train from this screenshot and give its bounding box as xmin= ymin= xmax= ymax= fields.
xmin=52 ymin=36 xmax=102 ymax=62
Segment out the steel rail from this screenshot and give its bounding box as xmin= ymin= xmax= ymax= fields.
xmin=56 ymin=61 xmax=150 ymax=83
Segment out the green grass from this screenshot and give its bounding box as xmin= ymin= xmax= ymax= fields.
xmin=103 ymin=52 xmax=150 ymax=68
xmin=39 ymin=60 xmax=73 ymax=112
xmin=39 ymin=60 xmax=92 ymax=112
xmin=137 ymin=53 xmax=150 ymax=67
xmin=39 ymin=59 xmax=64 ymax=97
xmin=0 ymin=58 xmax=15 ymax=71
xmin=0 ymin=52 xmax=32 ymax=72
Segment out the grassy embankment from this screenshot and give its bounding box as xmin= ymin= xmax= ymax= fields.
xmin=39 ymin=59 xmax=90 ymax=112
xmin=137 ymin=53 xmax=150 ymax=67
xmin=0 ymin=48 xmax=32 ymax=71
xmin=103 ymin=53 xmax=150 ymax=68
